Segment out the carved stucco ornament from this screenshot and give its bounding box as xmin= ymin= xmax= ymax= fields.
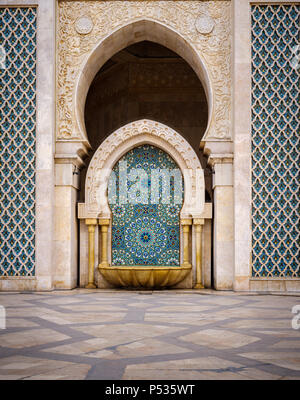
xmin=195 ymin=13 xmax=215 ymax=35
xmin=78 ymin=120 xmax=205 ymax=219
xmin=57 ymin=1 xmax=231 ymax=142
xmin=75 ymin=15 xmax=93 ymax=35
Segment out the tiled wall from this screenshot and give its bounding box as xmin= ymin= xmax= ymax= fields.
xmin=251 ymin=4 xmax=299 ymax=277
xmin=109 ymin=144 xmax=183 ymax=266
xmin=0 ymin=7 xmax=36 ymax=276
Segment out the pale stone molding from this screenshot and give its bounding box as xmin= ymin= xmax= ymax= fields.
xmin=78 ymin=119 xmax=205 ymax=220
xmin=0 ymin=0 xmax=56 ymax=291
xmin=75 ymin=15 xmax=94 ymax=35
xmin=199 ymin=140 xmax=234 ymax=290
xmin=56 ymin=1 xmax=232 ymax=144
xmin=195 ymin=13 xmax=215 ymax=35
xmin=208 ymin=154 xmax=234 ymax=167
xmin=232 ymin=0 xmax=300 ymax=293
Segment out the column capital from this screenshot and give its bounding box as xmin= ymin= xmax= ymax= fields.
xmin=98 ymin=218 xmax=110 ymax=226
xmin=181 ymin=218 xmax=192 ymax=226
xmin=207 ymin=154 xmax=234 ymax=168
xmin=201 ymin=140 xmax=233 ymax=157
xmin=55 ymin=140 xmax=90 ymax=168
xmin=78 ymin=203 xmax=102 ymax=220
xmin=193 ymin=218 xmax=205 ymax=226
xmin=85 ymin=218 xmax=97 ymax=226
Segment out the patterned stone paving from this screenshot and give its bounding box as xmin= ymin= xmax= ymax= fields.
xmin=0 ymin=289 xmax=299 ymax=380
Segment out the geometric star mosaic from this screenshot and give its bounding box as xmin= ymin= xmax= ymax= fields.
xmin=0 ymin=8 xmax=36 ymax=276
xmin=108 ymin=144 xmax=183 ymax=266
xmin=251 ymin=5 xmax=299 ymax=277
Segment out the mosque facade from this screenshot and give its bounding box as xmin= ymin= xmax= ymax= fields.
xmin=0 ymin=0 xmax=299 ymax=292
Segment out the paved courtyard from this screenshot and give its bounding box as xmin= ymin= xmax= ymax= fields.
xmin=0 ymin=289 xmax=299 ymax=380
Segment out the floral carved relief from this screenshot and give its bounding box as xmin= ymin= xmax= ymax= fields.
xmin=57 ymin=1 xmax=231 ymax=142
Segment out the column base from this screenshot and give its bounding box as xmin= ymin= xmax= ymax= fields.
xmin=181 ymin=262 xmax=192 ymax=268
xmin=99 ymin=262 xmax=110 ymax=268
xmin=194 ymin=283 xmax=204 ymax=289
xmin=85 ymin=283 xmax=96 ymax=289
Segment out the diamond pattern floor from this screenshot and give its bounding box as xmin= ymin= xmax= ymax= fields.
xmin=0 ymin=289 xmax=299 ymax=380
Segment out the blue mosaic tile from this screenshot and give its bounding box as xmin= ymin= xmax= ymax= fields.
xmin=108 ymin=145 xmax=183 ymax=266
xmin=251 ymin=5 xmax=299 ymax=278
xmin=0 ymin=8 xmax=36 ymax=276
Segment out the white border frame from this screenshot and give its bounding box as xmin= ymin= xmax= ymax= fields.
xmin=0 ymin=0 xmax=55 ymax=291
xmin=233 ymin=0 xmax=300 ymax=292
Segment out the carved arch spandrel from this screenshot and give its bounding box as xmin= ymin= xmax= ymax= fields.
xmin=74 ymin=19 xmax=213 ymax=145
xmin=79 ymin=120 xmax=205 ymax=220
xmin=57 ymin=1 xmax=232 ymax=144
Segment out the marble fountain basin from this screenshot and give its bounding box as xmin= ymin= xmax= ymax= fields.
xmin=98 ymin=265 xmax=192 ymax=288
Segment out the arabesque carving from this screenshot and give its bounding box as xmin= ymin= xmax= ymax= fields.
xmin=57 ymin=1 xmax=231 ymax=142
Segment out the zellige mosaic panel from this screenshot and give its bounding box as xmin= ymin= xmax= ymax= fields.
xmin=251 ymin=5 xmax=299 ymax=278
xmin=108 ymin=145 xmax=183 ymax=266
xmin=0 ymin=7 xmax=36 ymax=276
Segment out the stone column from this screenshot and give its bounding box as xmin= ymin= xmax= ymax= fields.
xmin=233 ymin=0 xmax=251 ymax=291
xmin=99 ymin=219 xmax=110 ymax=268
xmin=193 ymin=218 xmax=204 ymax=289
xmin=54 ymin=142 xmax=88 ymax=289
xmin=85 ymin=219 xmax=97 ymax=289
xmin=208 ymin=153 xmax=234 ymax=290
xmin=181 ymin=219 xmax=192 ymax=267
xmin=54 ymin=163 xmax=80 ymax=289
